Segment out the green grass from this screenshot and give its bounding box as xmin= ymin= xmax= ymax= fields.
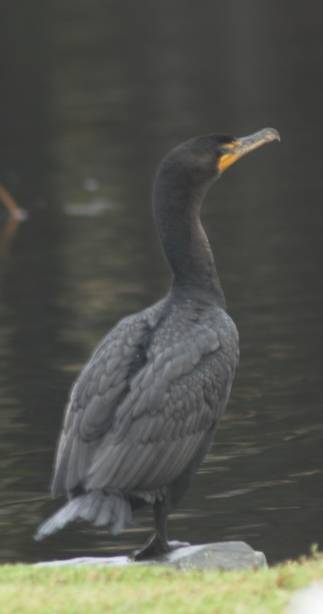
xmin=0 ymin=555 xmax=323 ymax=614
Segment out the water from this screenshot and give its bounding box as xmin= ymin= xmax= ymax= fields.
xmin=0 ymin=0 xmax=322 ymax=564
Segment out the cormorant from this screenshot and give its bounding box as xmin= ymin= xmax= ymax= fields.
xmin=35 ymin=128 xmax=280 ymax=559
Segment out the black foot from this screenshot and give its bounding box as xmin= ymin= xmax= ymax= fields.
xmin=132 ymin=535 xmax=191 ymax=561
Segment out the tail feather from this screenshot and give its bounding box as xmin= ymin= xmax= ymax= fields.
xmin=34 ymin=492 xmax=132 ymax=541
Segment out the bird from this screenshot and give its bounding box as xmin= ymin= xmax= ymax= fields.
xmin=35 ymin=128 xmax=280 ymax=559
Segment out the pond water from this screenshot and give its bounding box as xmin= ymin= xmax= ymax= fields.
xmin=0 ymin=1 xmax=322 ymax=564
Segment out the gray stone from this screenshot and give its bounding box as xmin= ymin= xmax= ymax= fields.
xmin=35 ymin=541 xmax=267 ymax=571
xmin=156 ymin=541 xmax=267 ymax=570
xmin=35 ymin=556 xmax=129 ymax=568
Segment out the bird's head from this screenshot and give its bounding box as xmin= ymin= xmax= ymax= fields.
xmin=156 ymin=128 xmax=280 ymax=199
xmin=153 ymin=127 xmax=280 ymax=295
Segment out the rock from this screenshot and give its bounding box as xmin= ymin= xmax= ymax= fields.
xmin=156 ymin=541 xmax=267 ymax=571
xmin=35 ymin=541 xmax=267 ymax=571
xmin=36 ymin=556 xmax=129 ymax=568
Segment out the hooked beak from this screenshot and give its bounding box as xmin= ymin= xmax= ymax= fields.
xmin=218 ymin=127 xmax=281 ymax=173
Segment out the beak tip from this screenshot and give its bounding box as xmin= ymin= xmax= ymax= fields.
xmin=265 ymin=127 xmax=281 ymax=143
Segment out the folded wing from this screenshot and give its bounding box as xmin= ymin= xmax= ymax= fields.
xmin=52 ymin=310 xmax=236 ymax=499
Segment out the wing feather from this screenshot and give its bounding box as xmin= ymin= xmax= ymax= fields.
xmin=52 ymin=306 xmax=238 ymax=499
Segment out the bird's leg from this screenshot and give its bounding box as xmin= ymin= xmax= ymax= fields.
xmin=133 ymin=497 xmax=169 ymax=561
xmin=132 ymin=497 xmax=189 ymax=561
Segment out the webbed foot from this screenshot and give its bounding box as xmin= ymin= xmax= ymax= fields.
xmin=132 ymin=535 xmax=190 ymax=561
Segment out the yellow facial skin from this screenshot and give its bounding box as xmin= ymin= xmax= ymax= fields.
xmin=218 ymin=150 xmax=240 ymax=173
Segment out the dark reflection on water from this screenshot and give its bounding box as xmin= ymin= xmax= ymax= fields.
xmin=0 ymin=1 xmax=322 ymax=563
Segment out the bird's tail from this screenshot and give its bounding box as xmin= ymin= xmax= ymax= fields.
xmin=34 ymin=491 xmax=133 ymax=541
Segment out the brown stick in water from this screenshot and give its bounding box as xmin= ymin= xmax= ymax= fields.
xmin=0 ymin=184 xmax=27 ymax=220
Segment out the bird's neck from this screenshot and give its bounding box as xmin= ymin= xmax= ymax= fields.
xmin=153 ymin=173 xmax=226 ymax=307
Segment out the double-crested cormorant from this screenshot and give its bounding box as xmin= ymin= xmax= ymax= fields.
xmin=36 ymin=128 xmax=280 ymax=559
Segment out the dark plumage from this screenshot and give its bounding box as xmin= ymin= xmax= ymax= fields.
xmin=35 ymin=128 xmax=280 ymax=558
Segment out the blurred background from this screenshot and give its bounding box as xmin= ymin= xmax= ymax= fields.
xmin=0 ymin=0 xmax=322 ymax=564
